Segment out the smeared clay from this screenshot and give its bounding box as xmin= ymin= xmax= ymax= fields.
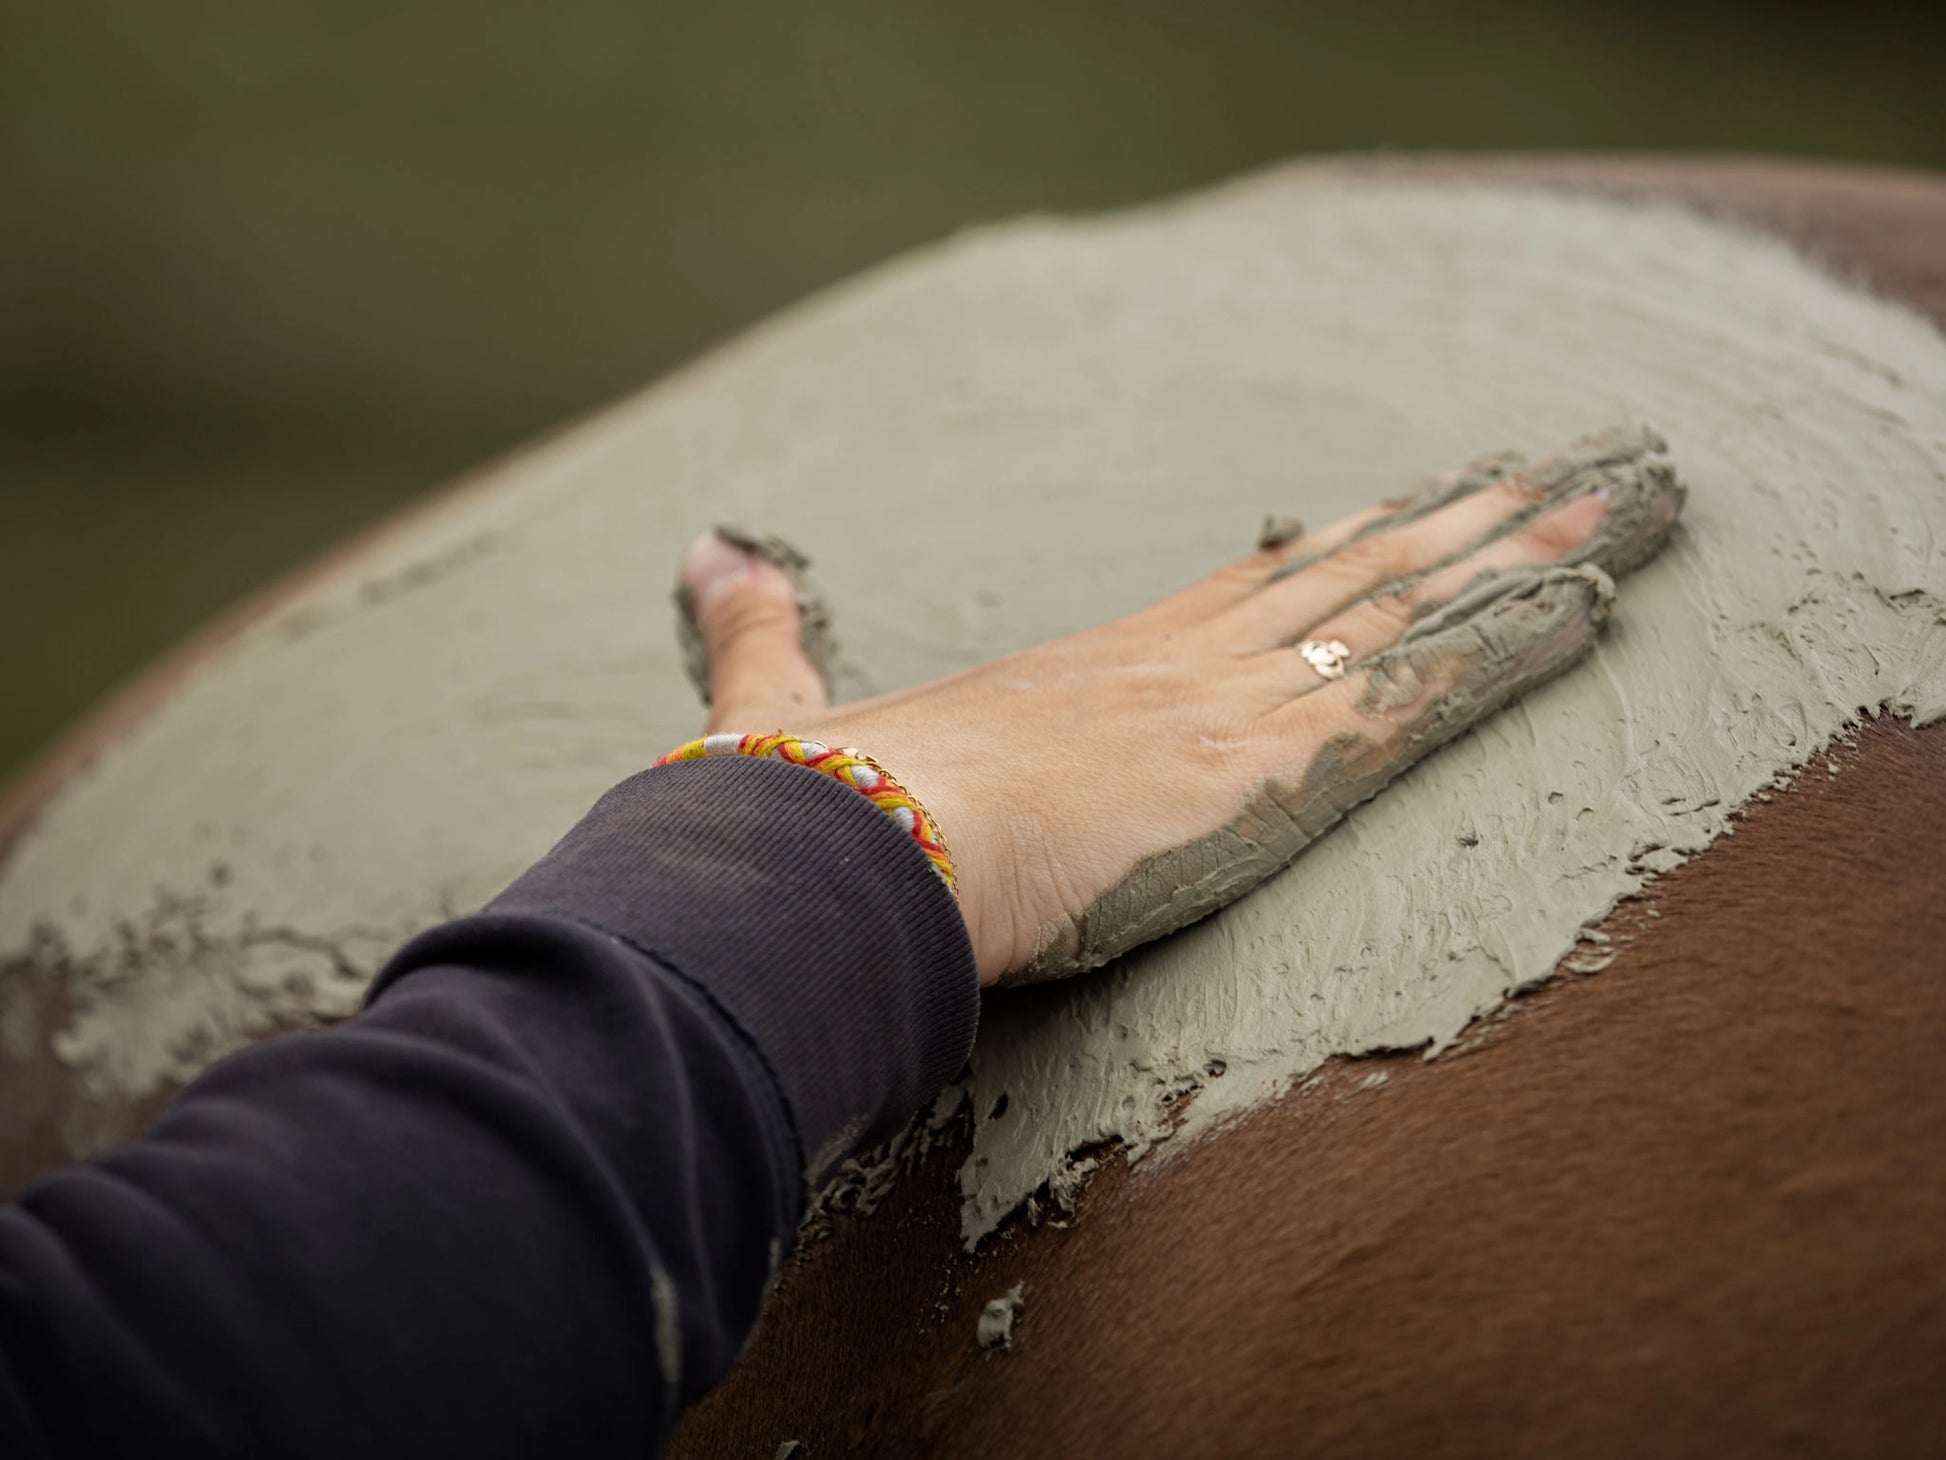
xmin=977 ymin=1284 xmax=1025 ymax=1352
xmin=1257 ymin=515 xmax=1306 ymax=551
xmin=1008 ymin=421 xmax=1679 ymax=986
xmin=0 ymin=172 xmax=1940 ymax=1252
xmin=675 ymin=526 xmax=839 ymax=704
xmin=1012 ymin=563 xmax=1618 ymax=984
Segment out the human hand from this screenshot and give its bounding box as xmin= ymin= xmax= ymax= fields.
xmin=676 ymin=427 xmax=1683 ymax=988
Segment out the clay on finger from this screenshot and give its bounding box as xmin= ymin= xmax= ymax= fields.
xmin=1265 ymin=450 xmax=1523 ymax=582
xmin=1256 ymin=515 xmax=1307 ymax=552
xmin=1005 ymin=563 xmax=1617 ymax=986
xmin=673 ymin=526 xmax=840 ymax=706
xmin=1452 ymin=423 xmax=1686 ymax=586
xmin=1272 ymin=424 xmax=1682 ymax=605
xmin=1401 ymin=423 xmax=1684 ymax=595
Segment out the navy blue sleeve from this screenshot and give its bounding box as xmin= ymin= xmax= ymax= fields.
xmin=0 ymin=755 xmax=978 ymax=1458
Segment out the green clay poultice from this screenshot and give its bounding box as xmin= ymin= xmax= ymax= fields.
xmin=0 ymin=178 xmax=1937 ymax=1258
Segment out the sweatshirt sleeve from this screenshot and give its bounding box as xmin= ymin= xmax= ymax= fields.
xmin=0 ymin=754 xmax=978 ymax=1459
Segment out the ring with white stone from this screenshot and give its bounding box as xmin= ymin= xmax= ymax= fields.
xmin=1297 ymin=638 xmax=1351 ymax=682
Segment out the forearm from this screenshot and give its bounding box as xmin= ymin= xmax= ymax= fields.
xmin=0 ymin=756 xmax=977 ymax=1458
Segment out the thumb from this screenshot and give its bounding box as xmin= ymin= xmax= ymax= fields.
xmin=677 ymin=531 xmax=831 ymax=734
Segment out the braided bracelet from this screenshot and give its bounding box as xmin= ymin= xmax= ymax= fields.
xmin=654 ymin=732 xmax=958 ymax=894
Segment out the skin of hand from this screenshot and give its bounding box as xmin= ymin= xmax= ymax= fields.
xmin=678 ymin=447 xmax=1680 ymax=987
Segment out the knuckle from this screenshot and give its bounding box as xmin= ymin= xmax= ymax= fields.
xmin=1326 ymin=538 xmax=1385 ymax=579
xmin=1346 ymin=533 xmax=1424 ymax=584
xmin=1217 ymin=553 xmax=1279 ymax=592
xmin=1327 ymin=532 xmax=1407 ymax=585
xmin=707 ymin=587 xmax=800 ymax=647
xmin=1186 ymin=716 xmax=1262 ymax=775
xmin=1356 ymin=591 xmax=1416 ymax=640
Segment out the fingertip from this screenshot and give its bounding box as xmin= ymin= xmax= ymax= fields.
xmin=680 ymin=531 xmax=805 ymax=645
xmin=680 ymin=531 xmax=758 ymax=619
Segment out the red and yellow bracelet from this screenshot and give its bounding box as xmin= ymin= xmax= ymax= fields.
xmin=654 ymin=732 xmax=958 ymax=895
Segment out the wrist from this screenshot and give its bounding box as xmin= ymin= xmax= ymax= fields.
xmin=494 ymin=755 xmax=978 ymax=1178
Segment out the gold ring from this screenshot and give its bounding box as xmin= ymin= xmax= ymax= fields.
xmin=1297 ymin=638 xmax=1351 ymax=682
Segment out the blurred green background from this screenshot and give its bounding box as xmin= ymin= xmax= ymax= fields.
xmin=3 ymin=0 xmax=1942 ymax=784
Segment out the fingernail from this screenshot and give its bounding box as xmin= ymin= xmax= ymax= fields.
xmin=680 ymin=532 xmax=755 ymax=615
xmin=1593 ymin=481 xmax=1615 ymax=501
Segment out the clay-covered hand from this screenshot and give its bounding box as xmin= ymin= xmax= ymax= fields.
xmin=676 ymin=426 xmax=1683 ymax=988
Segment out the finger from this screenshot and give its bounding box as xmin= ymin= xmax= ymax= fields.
xmin=1275 ymin=429 xmax=1686 ymax=684
xmin=1198 ymin=426 xmax=1681 ymax=653
xmin=676 ymin=531 xmax=831 ymax=733
xmin=1271 ymin=564 xmax=1614 ymax=757
xmin=1287 ymin=449 xmax=1525 ymax=562
xmin=1126 ymin=447 xmax=1529 ymax=635
xmin=1211 ymin=469 xmax=1556 ymax=651
xmin=1284 ymin=493 xmax=1608 ymax=680
xmin=1121 ymin=501 xmax=1395 ymax=634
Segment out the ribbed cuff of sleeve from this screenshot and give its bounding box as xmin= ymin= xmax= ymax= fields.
xmin=486 ymin=754 xmax=978 ymax=1182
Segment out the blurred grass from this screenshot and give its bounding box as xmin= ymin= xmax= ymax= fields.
xmin=2 ymin=0 xmax=1942 ymax=782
